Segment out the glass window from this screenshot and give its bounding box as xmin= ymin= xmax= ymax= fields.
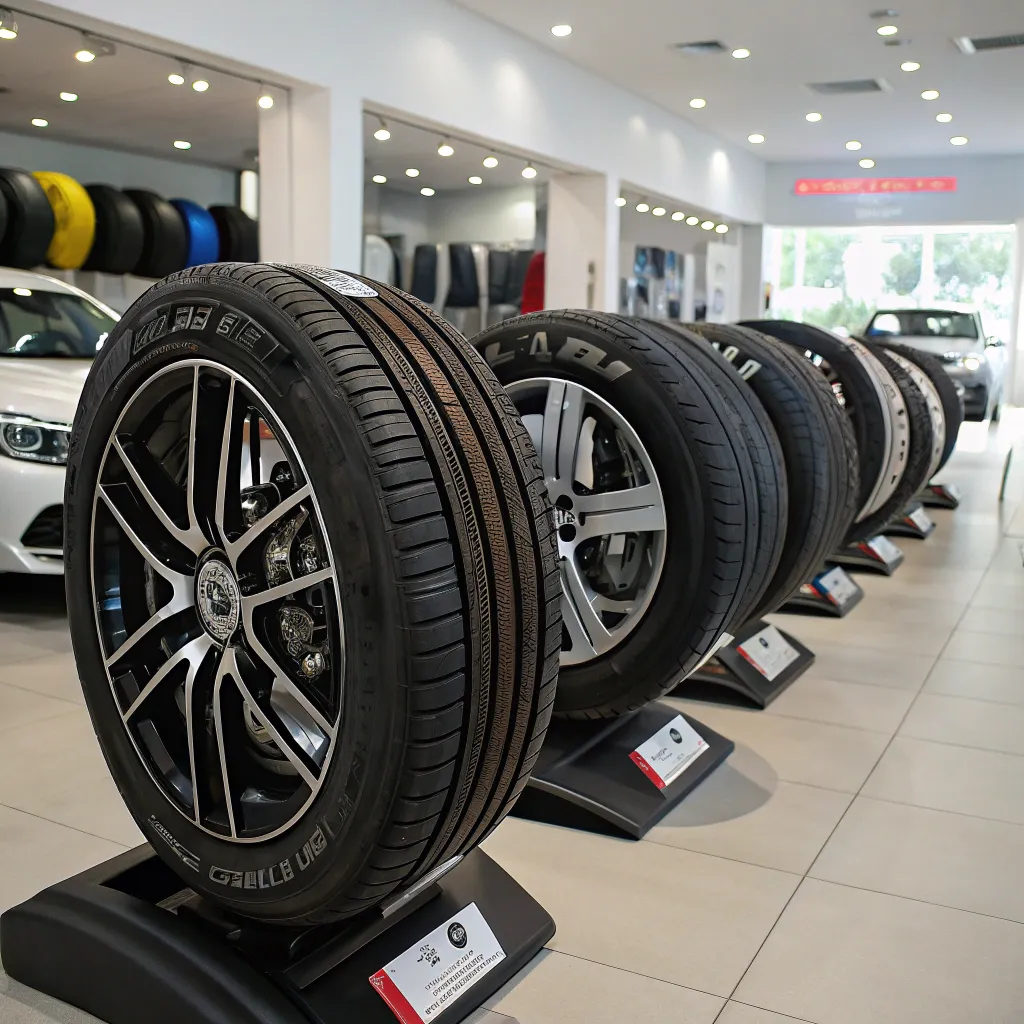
xmin=0 ymin=288 xmax=116 ymax=358
xmin=866 ymin=309 xmax=978 ymax=339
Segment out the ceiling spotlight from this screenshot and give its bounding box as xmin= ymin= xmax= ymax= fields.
xmin=715 ymin=223 xmax=730 ymax=233
xmin=437 ymin=140 xmax=455 ymax=157
xmin=168 ymin=72 xmax=185 ymax=85
xmin=748 ymin=133 xmax=765 ymax=144
xmin=522 ymin=164 xmax=538 ymax=179
xmin=173 ymin=140 xmax=191 ymax=150
xmin=700 ymin=220 xmax=715 ymax=230
xmin=420 ymin=187 xmax=435 ymax=196
xmin=405 ymin=168 xmax=420 ymax=177
xmin=936 ymin=112 xmax=953 ymax=123
xmin=671 ymin=211 xmax=685 ymax=221
xmin=468 ymin=175 xmax=483 ymax=185
xmin=846 ymin=140 xmax=863 ymax=150
xmin=732 ymin=47 xmax=751 ymax=58
xmin=614 ymin=196 xmax=627 ymax=207
xmin=689 ymin=97 xmax=707 ymax=109
xmin=551 ymin=24 xmax=572 ymax=37
xmin=685 ymin=215 xmax=700 ymax=226
xmin=0 ymin=8 xmax=18 ymax=39
xmin=258 ymin=91 xmax=274 ymax=109
xmin=192 ymin=78 xmax=210 ymax=92
xmin=876 ymin=24 xmax=899 ymax=35
xmin=75 ymin=32 xmax=114 ymax=62
xmin=950 ymin=136 xmax=969 ymax=146
xmin=921 ymin=89 xmax=939 ymax=100
xmin=31 ymin=118 xmax=48 ymax=128
xmin=60 ymin=91 xmax=78 ymax=102
xmin=806 ymin=112 xmax=823 ymax=122
xmin=652 ymin=207 xmax=667 ymax=217
xmin=859 ymin=158 xmax=876 ymax=168
xmin=901 ymin=60 xmax=921 ymax=71
xmin=75 ymin=48 xmax=96 ymax=62
xmin=483 ymin=155 xmax=499 ymax=168
xmin=636 ymin=202 xmax=650 ymax=213
xmin=372 ymin=174 xmax=387 ymax=184
xmin=373 ymin=119 xmax=391 ymax=141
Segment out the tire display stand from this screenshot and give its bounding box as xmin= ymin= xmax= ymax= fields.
xmin=676 ymin=619 xmax=815 ymax=709
xmin=0 ymin=845 xmax=553 ymax=1024
xmin=511 ymin=701 xmax=733 ymax=839
xmin=916 ymin=481 xmax=961 ymax=509
xmin=883 ymin=502 xmax=936 ymax=540
xmin=781 ymin=565 xmax=864 ymax=618
xmin=829 ymin=535 xmax=905 ymax=575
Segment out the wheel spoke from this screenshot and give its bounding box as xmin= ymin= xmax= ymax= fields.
xmin=213 ymin=649 xmax=239 ymax=838
xmin=560 ymin=556 xmax=614 ymax=660
xmin=539 ymin=380 xmax=566 ymax=482
xmin=224 ymin=484 xmax=313 ymax=571
xmin=121 ymin=633 xmax=213 ymax=723
xmin=104 ymin=577 xmax=194 ymax=668
xmin=556 ymin=383 xmax=586 ymax=484
xmin=184 ymin=643 xmax=220 ymax=826
xmin=214 ymin=377 xmax=240 ymax=549
xmin=574 ymin=483 xmax=666 ymax=543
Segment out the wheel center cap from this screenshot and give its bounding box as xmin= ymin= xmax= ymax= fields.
xmin=196 ymin=558 xmax=241 ymax=643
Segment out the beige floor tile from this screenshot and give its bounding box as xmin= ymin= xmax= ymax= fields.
xmin=0 ymin=653 xmax=84 ymax=705
xmin=765 ymin=677 xmax=916 ymax=734
xmin=486 ymin=949 xmax=724 ymax=1024
xmin=735 ymin=878 xmax=1024 ymax=1024
xmin=800 ymin=643 xmax=935 ymax=691
xmin=482 ymin=816 xmax=799 ymax=997
xmin=0 ymin=708 xmax=143 ymax=846
xmin=0 ymin=976 xmax=103 ymax=1023
xmin=767 ymin=616 xmax=951 ymax=657
xmin=957 ymin=605 xmax=1024 ymax=635
xmin=968 ymin=579 xmax=1024 ymax=611
xmin=842 ymin=595 xmax=966 ymax=628
xmin=924 ymin=658 xmax=1024 ymax=706
xmin=874 ymin=565 xmax=984 ymax=589
xmin=465 ymin=1012 xmax=515 ymax=1024
xmin=0 ymin=683 xmax=79 ymax=735
xmin=899 ymin=692 xmax=1024 ymax=756
xmin=943 ymin=628 xmax=1024 ymax=668
xmin=670 ymin=701 xmax=891 ymax=794
xmin=852 ymin=576 xmax=971 ymax=605
xmin=862 ymin=737 xmax=1024 ymax=825
xmin=811 ymin=796 xmax=1024 ymax=923
xmin=717 ymin=1004 xmax=815 ymax=1024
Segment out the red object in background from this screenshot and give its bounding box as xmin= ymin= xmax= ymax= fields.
xmin=520 ymin=251 xmax=546 ymax=313
xmin=794 ymin=177 xmax=958 ymax=196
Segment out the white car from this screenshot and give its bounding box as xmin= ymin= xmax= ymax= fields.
xmin=0 ymin=268 xmax=119 ymax=574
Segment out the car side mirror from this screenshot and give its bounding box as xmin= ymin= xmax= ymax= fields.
xmin=986 ymin=336 xmax=1005 ymax=348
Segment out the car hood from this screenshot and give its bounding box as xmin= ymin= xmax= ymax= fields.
xmin=884 ymin=336 xmax=984 ymax=359
xmin=0 ymin=359 xmax=92 ymax=424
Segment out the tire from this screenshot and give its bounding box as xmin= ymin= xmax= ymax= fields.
xmin=685 ymin=323 xmax=859 ymax=609
xmin=473 ymin=310 xmax=764 ymax=718
xmin=64 ymin=263 xmax=559 ymax=924
xmin=209 ymin=205 xmax=259 ymax=262
xmin=124 ymin=189 xmax=188 ymax=278
xmin=169 ymin=199 xmax=220 ymax=268
xmin=0 ymin=185 xmax=7 ymax=247
xmin=660 ymin=323 xmax=788 ymax=624
xmin=0 ymin=168 xmax=54 ymax=269
xmin=32 ymin=171 xmax=96 ymax=269
xmin=82 ymin=185 xmax=145 ymax=275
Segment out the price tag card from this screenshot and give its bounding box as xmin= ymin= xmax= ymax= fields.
xmin=629 ymin=714 xmax=707 ymax=790
xmin=737 ymin=624 xmax=800 ymax=681
xmin=369 ymin=903 xmax=505 ymax=1023
xmin=868 ymin=535 xmax=903 ymax=563
xmin=908 ymin=506 xmax=933 ymax=532
xmin=816 ymin=566 xmax=858 ymax=607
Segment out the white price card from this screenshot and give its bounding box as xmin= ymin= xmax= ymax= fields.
xmin=816 ymin=566 xmax=858 ymax=607
xmin=369 ymin=903 xmax=505 ymax=1023
xmin=867 ymin=535 xmax=902 ymax=563
xmin=629 ymin=714 xmax=707 ymax=790
xmin=908 ymin=506 xmax=933 ymax=532
xmin=736 ymin=624 xmax=800 ymax=681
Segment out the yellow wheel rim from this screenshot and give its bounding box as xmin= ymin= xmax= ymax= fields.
xmin=33 ymin=171 xmax=96 ymax=269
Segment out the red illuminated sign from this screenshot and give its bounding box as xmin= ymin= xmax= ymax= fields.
xmin=794 ymin=177 xmax=958 ymax=196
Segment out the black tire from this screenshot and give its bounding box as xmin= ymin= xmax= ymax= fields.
xmin=209 ymin=205 xmax=259 ymax=262
xmin=0 ymin=167 xmax=55 ymax=269
xmin=474 ymin=310 xmax=766 ymax=718
xmin=65 ymin=263 xmax=559 ymax=925
xmin=659 ymin=323 xmax=788 ymax=625
xmin=0 ymin=184 xmax=7 ymax=247
xmin=82 ymin=184 xmax=145 ymax=275
xmin=123 ymin=189 xmax=188 ymax=278
xmin=685 ymin=323 xmax=859 ymax=609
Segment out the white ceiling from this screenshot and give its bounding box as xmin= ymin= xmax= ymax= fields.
xmin=0 ymin=10 xmax=260 ymax=168
xmin=455 ymin=0 xmax=1024 ymax=163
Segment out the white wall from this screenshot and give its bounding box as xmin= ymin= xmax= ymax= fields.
xmin=0 ymin=129 xmax=237 ymax=206
xmin=618 ymin=207 xmax=735 ymax=285
xmin=431 ymin=185 xmax=536 ymax=247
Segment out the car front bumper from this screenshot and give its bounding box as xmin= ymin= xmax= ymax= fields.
xmin=0 ymin=457 xmax=66 ymax=574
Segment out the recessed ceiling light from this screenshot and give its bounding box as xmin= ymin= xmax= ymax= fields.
xmin=168 ymin=72 xmax=185 ymax=85
xmin=859 ymin=158 xmax=876 ymax=168
xmin=551 ymin=24 xmax=572 ymax=37
xmin=614 ymin=197 xmax=627 ymax=207
xmin=689 ymin=97 xmax=707 ymax=109
xmin=173 ymin=140 xmax=191 ymax=150
xmin=636 ymin=202 xmax=650 ymax=213
xmin=715 ymin=223 xmax=729 ymax=233
xmin=483 ymin=155 xmax=499 ymax=168
xmin=420 ymin=187 xmax=435 ymax=196
xmin=700 ymin=220 xmax=715 ymax=230
xmin=373 ymin=124 xmax=391 ymax=141
xmin=877 ymin=24 xmax=899 ymax=35
xmin=652 ymin=207 xmax=667 ymax=217
xmin=671 ymin=211 xmax=685 ymax=221
xmin=748 ymin=133 xmax=765 ymax=144
xmin=806 ymin=112 xmax=823 ymax=122
xmin=936 ymin=112 xmax=953 ymax=123
xmin=372 ymin=174 xmax=387 ymax=184
xmin=192 ymin=79 xmax=210 ymax=92
xmin=900 ymin=60 xmax=921 ymax=71
xmin=437 ymin=141 xmax=455 ymax=157
xmin=522 ymin=164 xmax=538 ymax=179
xmin=685 ymin=216 xmax=700 ymax=226
xmin=75 ymin=48 xmax=96 ymax=62
xmin=31 ymin=118 xmax=48 ymax=128
xmin=732 ymin=47 xmax=750 ymax=58
xmin=405 ymin=168 xmax=420 ymax=177
xmin=846 ymin=140 xmax=863 ymax=150
xmin=468 ymin=175 xmax=483 ymax=185
xmin=258 ymin=92 xmax=274 ymax=109
xmin=921 ymin=89 xmax=939 ymax=100
xmin=59 ymin=91 xmax=78 ymax=102
xmin=950 ymin=136 xmax=969 ymax=146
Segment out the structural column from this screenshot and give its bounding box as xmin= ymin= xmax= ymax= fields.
xmin=1011 ymin=218 xmax=1024 ymax=404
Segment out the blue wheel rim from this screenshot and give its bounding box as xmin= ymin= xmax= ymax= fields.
xmin=171 ymin=199 xmax=220 ymax=266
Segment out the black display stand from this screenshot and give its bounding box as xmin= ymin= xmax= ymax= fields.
xmin=511 ymin=700 xmax=733 ymax=839
xmin=830 ymin=537 xmax=905 ymax=575
xmin=883 ymin=502 xmax=936 ymax=540
xmin=0 ymin=845 xmax=553 ymax=1024
xmin=916 ymin=481 xmax=961 ymax=509
xmin=677 ymin=618 xmax=815 ymax=709
xmin=781 ymin=566 xmax=864 ymax=618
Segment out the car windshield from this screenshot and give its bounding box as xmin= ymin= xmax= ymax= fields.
xmin=0 ymin=287 xmax=116 ymax=358
xmin=866 ymin=310 xmax=978 ymax=340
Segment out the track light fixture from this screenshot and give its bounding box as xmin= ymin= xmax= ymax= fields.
xmin=437 ymin=140 xmax=455 ymax=157
xmin=258 ymin=86 xmax=274 ymax=109
xmin=522 ymin=164 xmax=538 ymax=179
xmin=0 ymin=8 xmax=18 ymax=40
xmin=373 ymin=118 xmax=391 ymax=141
xmin=76 ymin=32 xmax=115 ymax=62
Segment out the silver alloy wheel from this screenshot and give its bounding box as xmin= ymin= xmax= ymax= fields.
xmin=505 ymin=378 xmax=667 ymax=666
xmin=90 ymin=360 xmax=343 ymax=843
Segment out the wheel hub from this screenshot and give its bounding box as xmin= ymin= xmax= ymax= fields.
xmin=195 ymin=557 xmax=241 ymax=644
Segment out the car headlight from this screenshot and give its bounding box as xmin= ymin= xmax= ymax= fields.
xmin=0 ymin=414 xmax=71 ymax=464
xmin=963 ymin=356 xmax=982 ymax=372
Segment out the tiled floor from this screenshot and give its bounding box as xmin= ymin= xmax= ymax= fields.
xmin=3 ymin=416 xmax=1024 ymax=1023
